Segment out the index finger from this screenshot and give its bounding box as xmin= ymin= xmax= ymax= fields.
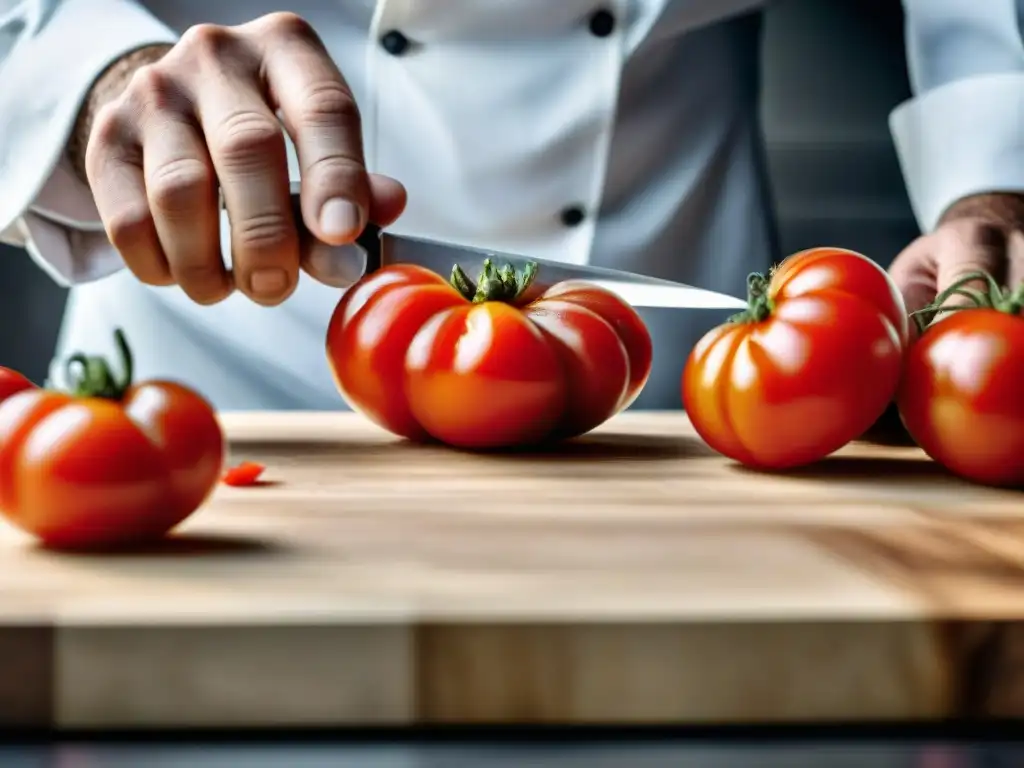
xmin=254 ymin=14 xmax=370 ymax=245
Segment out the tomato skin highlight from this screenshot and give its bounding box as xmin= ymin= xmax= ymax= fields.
xmin=124 ymin=381 xmax=225 ymax=514
xmin=772 ymin=247 xmax=910 ymax=349
xmin=0 ymin=335 xmax=224 ymax=550
xmin=537 ymin=281 xmax=653 ymax=409
xmin=523 ymin=299 xmax=630 ymax=439
xmin=326 ymin=263 xmax=652 ymax=448
xmin=326 ymin=265 xmax=464 ymax=441
xmin=682 ymin=248 xmax=907 ymax=470
xmin=405 ymin=303 xmax=567 ymax=448
xmin=898 ymin=310 xmax=1024 ymax=487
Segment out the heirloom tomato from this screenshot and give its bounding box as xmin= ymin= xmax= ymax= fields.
xmin=0 ymin=330 xmax=224 ymax=549
xmin=325 ymin=259 xmax=652 ymax=448
xmin=0 ymin=368 xmax=34 ymax=403
xmin=682 ymin=247 xmax=908 ymax=469
xmin=897 ymin=272 xmax=1024 ymax=487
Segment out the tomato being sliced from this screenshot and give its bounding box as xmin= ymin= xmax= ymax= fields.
xmin=682 ymin=247 xmax=908 ymax=469
xmin=0 ymin=330 xmax=224 ymax=550
xmin=325 ymin=259 xmax=653 ymax=448
xmin=0 ymin=368 xmax=35 ymax=403
xmin=898 ymin=272 xmax=1024 ymax=487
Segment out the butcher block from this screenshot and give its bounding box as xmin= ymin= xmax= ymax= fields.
xmin=1 ymin=410 xmax=1023 ymax=729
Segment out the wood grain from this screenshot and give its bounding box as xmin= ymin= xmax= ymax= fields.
xmin=0 ymin=411 xmax=1022 ymax=728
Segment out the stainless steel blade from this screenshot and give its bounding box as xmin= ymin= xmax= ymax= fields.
xmin=274 ymin=186 xmax=746 ymax=310
xmin=379 ymin=232 xmax=747 ymax=310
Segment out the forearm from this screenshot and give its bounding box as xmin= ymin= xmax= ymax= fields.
xmin=891 ymin=0 xmax=1024 ymax=232
xmin=66 ymin=43 xmax=174 ymax=184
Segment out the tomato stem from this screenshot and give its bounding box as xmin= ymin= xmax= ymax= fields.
xmin=729 ymin=272 xmax=774 ymax=324
xmin=1004 ymin=281 xmax=1024 ymax=315
xmin=64 ymin=328 xmax=134 ymax=400
xmin=450 ymin=259 xmax=539 ymax=304
xmin=909 ymin=271 xmax=1024 ymax=334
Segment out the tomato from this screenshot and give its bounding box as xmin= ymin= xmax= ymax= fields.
xmin=0 ymin=368 xmax=34 ymax=403
xmin=682 ymin=247 xmax=908 ymax=469
xmin=325 ymin=259 xmax=652 ymax=448
xmin=897 ymin=274 xmax=1024 ymax=487
xmin=223 ymin=461 xmax=266 ymax=487
xmin=0 ymin=330 xmax=224 ymax=549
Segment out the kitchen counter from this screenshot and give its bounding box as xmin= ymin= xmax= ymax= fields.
xmin=1 ymin=411 xmax=1022 ymax=729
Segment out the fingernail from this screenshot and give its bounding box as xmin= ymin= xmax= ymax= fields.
xmin=251 ymin=268 xmax=289 ymax=297
xmin=319 ymin=198 xmax=362 ymax=239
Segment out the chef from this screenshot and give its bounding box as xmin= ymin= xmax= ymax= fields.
xmin=2 ymin=0 xmax=1024 ymax=411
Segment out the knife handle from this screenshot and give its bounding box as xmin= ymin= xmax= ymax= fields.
xmin=356 ymin=222 xmax=382 ymax=274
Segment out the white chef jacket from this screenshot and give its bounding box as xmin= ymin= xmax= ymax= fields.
xmin=2 ymin=0 xmax=1024 ymax=411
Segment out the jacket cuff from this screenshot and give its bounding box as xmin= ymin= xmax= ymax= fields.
xmin=0 ymin=0 xmax=176 ymax=275
xmin=890 ymin=72 xmax=1024 ymax=233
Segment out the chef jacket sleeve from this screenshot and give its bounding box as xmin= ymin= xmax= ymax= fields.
xmin=0 ymin=0 xmax=176 ymax=284
xmin=891 ymin=0 xmax=1024 ymax=233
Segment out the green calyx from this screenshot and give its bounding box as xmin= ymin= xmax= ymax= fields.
xmin=450 ymin=258 xmax=539 ymax=304
xmin=729 ymin=272 xmax=775 ymax=324
xmin=909 ymin=271 xmax=1024 ymax=335
xmin=64 ymin=328 xmax=134 ymax=400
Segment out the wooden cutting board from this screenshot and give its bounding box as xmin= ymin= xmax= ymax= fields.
xmin=1 ymin=410 xmax=1022 ymax=729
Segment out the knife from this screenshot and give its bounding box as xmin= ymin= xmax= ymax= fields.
xmin=284 ymin=188 xmax=746 ymax=311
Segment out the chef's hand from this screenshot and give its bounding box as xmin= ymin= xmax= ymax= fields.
xmin=70 ymin=12 xmax=407 ymax=306
xmin=889 ymin=192 xmax=1024 ymax=331
xmin=862 ymin=192 xmax=1024 ymax=446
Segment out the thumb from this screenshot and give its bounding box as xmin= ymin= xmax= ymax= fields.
xmin=366 ymin=173 xmax=407 ymax=227
xmin=298 ymin=173 xmax=407 ymax=288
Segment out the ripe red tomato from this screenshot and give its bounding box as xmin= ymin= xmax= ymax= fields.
xmin=325 ymin=259 xmax=652 ymax=448
xmin=0 ymin=330 xmax=224 ymax=549
xmin=682 ymin=247 xmax=908 ymax=469
xmin=898 ymin=299 xmax=1024 ymax=487
xmin=0 ymin=368 xmax=34 ymax=403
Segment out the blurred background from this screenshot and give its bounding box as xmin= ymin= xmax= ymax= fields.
xmin=0 ymin=0 xmax=918 ymax=385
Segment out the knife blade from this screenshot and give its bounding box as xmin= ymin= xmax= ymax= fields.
xmin=378 ymin=229 xmax=748 ymax=310
xmin=287 ymin=188 xmax=747 ymax=311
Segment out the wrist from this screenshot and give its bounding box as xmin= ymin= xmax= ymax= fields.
xmin=938 ymin=192 xmax=1024 ymax=230
xmin=66 ymin=44 xmax=174 ymax=183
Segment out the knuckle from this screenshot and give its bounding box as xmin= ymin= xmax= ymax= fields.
xmin=89 ymin=103 xmax=128 ymax=147
xmin=934 ymin=222 xmax=965 ymax=249
xmin=180 ymin=23 xmax=236 ymax=58
xmin=148 ymin=158 xmax=213 ymax=214
xmin=264 ymin=12 xmax=321 ymax=45
xmin=105 ymin=205 xmax=155 ymax=252
xmin=213 ymin=111 xmax=284 ymax=169
xmin=232 ymin=210 xmax=296 ymax=252
xmin=125 ymin=65 xmax=180 ymax=111
xmin=305 ymin=155 xmax=368 ymax=196
xmin=298 ymin=82 xmax=361 ymax=129
xmin=126 ymin=64 xmax=164 ymax=94
xmin=85 ymin=106 xmax=135 ymax=181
